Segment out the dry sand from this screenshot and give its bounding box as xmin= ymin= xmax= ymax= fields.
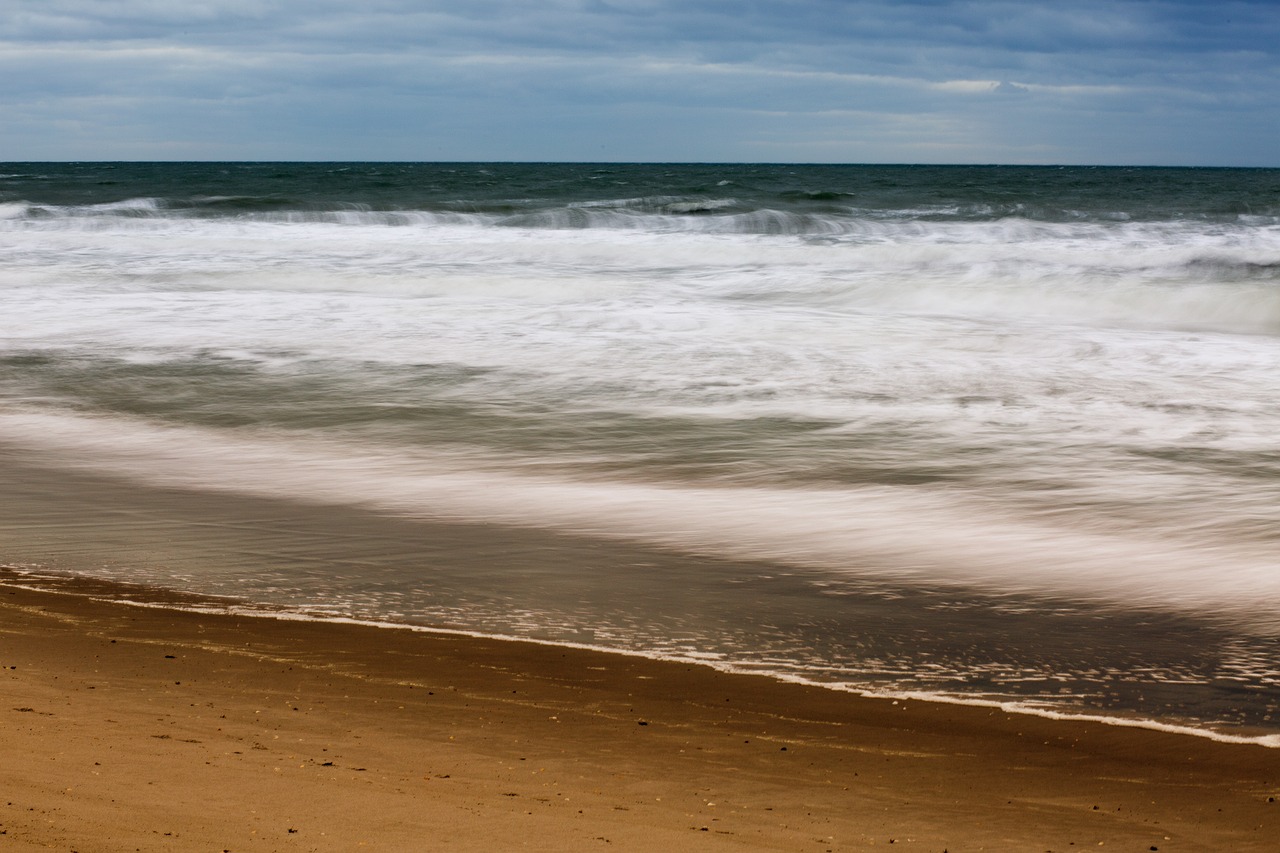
xmin=1 ymin=575 xmax=1277 ymax=852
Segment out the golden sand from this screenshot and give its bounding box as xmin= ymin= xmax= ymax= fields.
xmin=2 ymin=580 xmax=1277 ymax=851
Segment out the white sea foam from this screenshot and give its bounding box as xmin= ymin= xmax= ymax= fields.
xmin=4 ymin=217 xmax=1279 ymax=562
xmin=3 ymin=215 xmax=1277 ymax=333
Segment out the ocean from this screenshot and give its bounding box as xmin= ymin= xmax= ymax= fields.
xmin=2 ymin=162 xmax=1278 ymax=743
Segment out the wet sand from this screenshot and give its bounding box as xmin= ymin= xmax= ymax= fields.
xmin=1 ymin=576 xmax=1277 ymax=852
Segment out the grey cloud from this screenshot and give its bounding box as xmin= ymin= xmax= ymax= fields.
xmin=992 ymin=81 xmax=1031 ymax=96
xmin=0 ymin=0 xmax=1276 ymax=164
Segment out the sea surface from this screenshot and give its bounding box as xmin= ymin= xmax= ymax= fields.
xmin=2 ymin=162 xmax=1279 ymax=743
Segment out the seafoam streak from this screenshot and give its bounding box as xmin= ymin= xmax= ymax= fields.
xmin=3 ymin=409 xmax=1276 ymax=631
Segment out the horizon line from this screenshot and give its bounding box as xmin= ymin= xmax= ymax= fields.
xmin=2 ymin=159 xmax=1275 ymax=169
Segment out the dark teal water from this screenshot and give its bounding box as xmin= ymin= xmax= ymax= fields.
xmin=5 ymin=162 xmax=1279 ymax=222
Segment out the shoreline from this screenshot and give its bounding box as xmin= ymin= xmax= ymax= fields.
xmin=8 ymin=566 xmax=1280 ymax=751
xmin=3 ymin=574 xmax=1277 ymax=851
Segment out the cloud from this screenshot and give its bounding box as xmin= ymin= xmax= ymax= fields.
xmin=991 ymin=81 xmax=1030 ymax=96
xmin=0 ymin=0 xmax=1276 ymax=163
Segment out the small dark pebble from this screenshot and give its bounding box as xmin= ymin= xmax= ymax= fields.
xmin=637 ymin=721 xmax=648 ymax=726
xmin=287 ymin=829 xmax=297 ymax=834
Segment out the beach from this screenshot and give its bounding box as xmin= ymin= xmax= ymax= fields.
xmin=3 ymin=576 xmax=1276 ymax=852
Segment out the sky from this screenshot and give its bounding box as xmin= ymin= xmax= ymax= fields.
xmin=2 ymin=0 xmax=1277 ymax=165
